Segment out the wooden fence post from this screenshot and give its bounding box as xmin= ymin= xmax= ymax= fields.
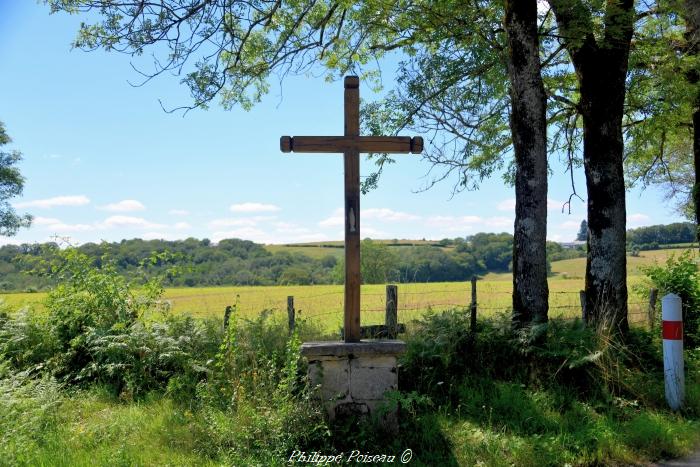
xmin=223 ymin=305 xmax=232 ymax=331
xmin=386 ymin=285 xmax=398 ymax=339
xmin=579 ymin=290 xmax=587 ymax=324
xmin=470 ymin=276 xmax=477 ymax=333
xmin=287 ymin=296 xmax=295 ymax=334
xmin=648 ymin=288 xmax=658 ymax=330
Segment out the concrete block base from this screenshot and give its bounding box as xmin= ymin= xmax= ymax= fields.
xmin=301 ymin=340 xmax=406 ymax=429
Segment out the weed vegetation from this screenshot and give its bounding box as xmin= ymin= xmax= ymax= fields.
xmin=1 ymin=248 xmax=699 ymax=466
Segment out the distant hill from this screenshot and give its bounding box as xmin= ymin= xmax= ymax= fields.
xmin=0 ymin=235 xmax=524 ymax=292
xmin=264 ymin=239 xmax=452 ymax=259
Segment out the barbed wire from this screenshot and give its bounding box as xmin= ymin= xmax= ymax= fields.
xmin=190 ymin=281 xmax=659 ymax=332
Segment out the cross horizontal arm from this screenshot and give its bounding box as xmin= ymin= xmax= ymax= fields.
xmin=280 ymin=136 xmax=423 ymax=154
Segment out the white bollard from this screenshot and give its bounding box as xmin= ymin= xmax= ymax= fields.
xmin=662 ymin=293 xmax=684 ymax=411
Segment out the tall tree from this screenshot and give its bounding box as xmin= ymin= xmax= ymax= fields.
xmin=547 ymin=0 xmax=635 ymax=333
xmin=623 ymin=0 xmax=699 ymax=244
xmin=504 ymin=0 xmax=549 ymax=326
xmin=45 ymin=0 xmax=556 ymax=325
xmin=0 ymin=121 xmax=32 ymax=236
xmin=684 ymin=0 xmax=700 ymax=243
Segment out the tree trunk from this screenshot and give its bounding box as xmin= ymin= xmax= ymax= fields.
xmin=694 ymin=107 xmax=700 ymax=245
xmin=549 ymin=0 xmax=635 ymax=334
xmin=504 ymin=0 xmax=549 ymax=327
xmin=580 ymin=84 xmax=629 ymax=333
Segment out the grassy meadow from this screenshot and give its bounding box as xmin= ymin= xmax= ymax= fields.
xmin=2 ymin=246 xmax=700 ymax=466
xmin=0 ymin=248 xmax=682 ymax=333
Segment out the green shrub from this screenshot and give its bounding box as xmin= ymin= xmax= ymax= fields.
xmin=0 ymin=372 xmax=63 ymax=463
xmin=400 ymin=310 xmax=672 ymax=406
xmin=81 ymin=315 xmax=223 ymax=399
xmin=642 ymin=250 xmax=700 ymax=347
xmin=0 ymin=305 xmax=58 ymax=373
xmin=194 ymin=315 xmax=329 ymax=463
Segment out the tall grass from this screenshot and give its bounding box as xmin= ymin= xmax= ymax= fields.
xmin=1 ymin=246 xmax=699 ymax=465
xmin=2 ymin=310 xmax=700 ymax=466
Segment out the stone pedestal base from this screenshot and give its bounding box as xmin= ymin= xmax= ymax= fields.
xmin=301 ymin=340 xmax=406 ymax=428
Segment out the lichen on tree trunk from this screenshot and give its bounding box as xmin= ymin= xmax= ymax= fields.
xmin=504 ymin=0 xmax=549 ymax=327
xmin=549 ymin=0 xmax=635 ymax=334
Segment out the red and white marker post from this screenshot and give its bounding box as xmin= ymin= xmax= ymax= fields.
xmin=662 ymin=293 xmax=684 ymax=411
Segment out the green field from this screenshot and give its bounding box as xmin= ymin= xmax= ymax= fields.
xmin=2 ymin=248 xmax=686 ymax=333
xmin=263 ymin=239 xmax=451 ymax=259
xmin=549 ymin=248 xmax=686 ymax=279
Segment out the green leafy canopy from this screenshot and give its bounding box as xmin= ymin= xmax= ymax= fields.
xmin=0 ymin=121 xmax=32 ymax=237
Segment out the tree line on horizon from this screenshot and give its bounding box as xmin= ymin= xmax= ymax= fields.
xmin=0 ymin=233 xmax=585 ymax=292
xmin=0 ymin=220 xmax=693 ymax=293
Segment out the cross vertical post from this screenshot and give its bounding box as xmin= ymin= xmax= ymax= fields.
xmin=280 ymin=76 xmax=422 ymax=344
xmin=344 ymin=76 xmax=361 ymax=342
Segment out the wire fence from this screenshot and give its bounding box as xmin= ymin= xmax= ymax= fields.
xmin=172 ymin=280 xmax=659 ymax=337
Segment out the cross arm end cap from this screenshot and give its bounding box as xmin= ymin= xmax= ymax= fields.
xmin=344 ymin=76 xmax=359 ymax=89
xmin=411 ymin=136 xmax=424 ymax=154
xmin=280 ymin=136 xmax=293 ymax=152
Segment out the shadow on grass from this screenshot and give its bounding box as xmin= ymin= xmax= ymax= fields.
xmin=327 ymin=410 xmax=460 ymax=467
xmin=430 ymin=376 xmax=700 ymax=466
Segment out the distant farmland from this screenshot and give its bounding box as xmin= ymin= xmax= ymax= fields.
xmin=1 ymin=248 xmax=686 ymax=333
xmin=264 ymin=239 xmax=452 ymax=259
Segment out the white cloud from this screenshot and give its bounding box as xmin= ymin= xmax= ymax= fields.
xmin=319 ymin=208 xmax=344 ymax=228
xmin=49 ymin=223 xmax=95 ymax=232
xmin=0 ymin=237 xmax=23 ymax=246
xmin=483 ymin=217 xmax=513 ymax=228
xmin=99 ymin=199 xmax=146 ymax=212
xmin=141 ymin=232 xmax=185 ymax=241
xmin=547 ymin=199 xmax=562 ymax=211
xmin=33 ymin=216 xmax=62 ymax=226
xmin=319 ymin=208 xmax=417 ymax=230
xmin=230 ymin=202 xmax=281 ymax=213
xmin=15 ymin=195 xmax=90 ymax=209
xmin=209 ymin=218 xmax=260 ymax=229
xmin=33 ymin=214 xmax=187 ymax=235
xmin=497 ymin=198 xmax=567 ymax=212
xmin=427 ymin=215 xmax=482 ymax=227
xmin=99 ymin=216 xmax=164 ymax=230
xmin=423 ymin=215 xmax=512 ymax=233
xmin=363 ymin=208 xmax=420 ymax=222
xmin=169 ymin=209 xmax=190 ymax=216
xmin=496 ymin=199 xmax=515 ymax=211
xmin=362 ymin=226 xmax=389 ymax=238
xmin=559 ymin=220 xmax=582 ymax=230
xmin=31 ymin=216 xmax=94 ymax=232
xmin=627 ymin=213 xmax=651 ymax=227
xmin=274 ymin=221 xmax=311 ymax=235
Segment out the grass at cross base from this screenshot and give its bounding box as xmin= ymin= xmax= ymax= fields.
xmin=3 ymin=325 xmax=700 ymax=467
xmin=5 ymin=387 xmax=699 ymax=466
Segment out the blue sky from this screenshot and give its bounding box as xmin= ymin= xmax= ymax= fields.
xmin=0 ymin=2 xmax=683 ymax=246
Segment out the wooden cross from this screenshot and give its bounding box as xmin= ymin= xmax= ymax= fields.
xmin=280 ymin=76 xmax=423 ymax=343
